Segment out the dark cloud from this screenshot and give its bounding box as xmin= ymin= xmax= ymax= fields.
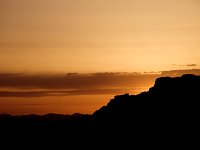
xmin=0 ymin=91 xmax=53 ymax=97
xmin=161 ymin=69 xmax=200 ymax=76
xmin=172 ymin=64 xmax=197 ymax=67
xmin=187 ymin=64 xmax=197 ymax=67
xmin=0 ymin=88 xmax=134 ymax=97
xmin=0 ymin=72 xmax=158 ymax=90
xmin=0 ymin=69 xmax=200 ymax=97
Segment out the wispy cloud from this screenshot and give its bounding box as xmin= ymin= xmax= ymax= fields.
xmin=186 ymin=64 xmax=197 ymax=67
xmin=0 ymin=69 xmax=200 ymax=97
xmin=160 ymin=69 xmax=200 ymax=76
xmin=0 ymin=88 xmax=136 ymax=97
xmin=0 ymin=72 xmax=157 ymax=90
xmin=172 ymin=64 xmax=197 ymax=67
xmin=0 ymin=72 xmax=158 ymax=97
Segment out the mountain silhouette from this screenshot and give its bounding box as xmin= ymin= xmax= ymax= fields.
xmin=92 ymin=74 xmax=200 ymax=137
xmin=0 ymin=74 xmax=199 ymax=146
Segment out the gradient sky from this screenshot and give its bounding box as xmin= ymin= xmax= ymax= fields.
xmin=1 ymin=0 xmax=200 ymax=114
xmin=1 ymin=0 xmax=200 ymax=73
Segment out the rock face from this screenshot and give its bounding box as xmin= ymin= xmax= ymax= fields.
xmin=93 ymin=74 xmax=200 ymax=131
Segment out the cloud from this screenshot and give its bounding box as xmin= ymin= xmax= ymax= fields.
xmin=0 ymin=72 xmax=158 ymax=97
xmin=186 ymin=64 xmax=197 ymax=67
xmin=0 ymin=91 xmax=52 ymax=97
xmin=172 ymin=64 xmax=197 ymax=67
xmin=0 ymin=72 xmax=158 ymax=90
xmin=0 ymin=69 xmax=200 ymax=97
xmin=160 ymin=69 xmax=200 ymax=76
xmin=0 ymin=89 xmax=134 ymax=97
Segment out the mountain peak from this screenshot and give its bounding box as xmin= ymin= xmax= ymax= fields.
xmin=93 ymin=74 xmax=200 ymax=126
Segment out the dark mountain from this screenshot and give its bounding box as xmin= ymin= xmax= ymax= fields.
xmin=0 ymin=74 xmax=199 ymax=146
xmin=93 ymin=74 xmax=200 ymax=134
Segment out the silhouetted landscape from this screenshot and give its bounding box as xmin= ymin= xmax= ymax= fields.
xmin=2 ymin=1 xmax=200 ymax=147
xmin=0 ymin=74 xmax=199 ymax=143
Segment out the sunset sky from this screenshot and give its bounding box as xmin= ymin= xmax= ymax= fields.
xmin=1 ymin=0 xmax=200 ymax=115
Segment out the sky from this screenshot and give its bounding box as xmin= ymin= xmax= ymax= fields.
xmin=0 ymin=0 xmax=200 ymax=114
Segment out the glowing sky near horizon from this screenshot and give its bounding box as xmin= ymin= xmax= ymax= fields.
xmin=1 ymin=0 xmax=200 ymax=115
xmin=1 ymin=0 xmax=200 ymax=73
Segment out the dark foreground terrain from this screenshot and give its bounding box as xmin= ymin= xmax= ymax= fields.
xmin=0 ymin=74 xmax=199 ymax=147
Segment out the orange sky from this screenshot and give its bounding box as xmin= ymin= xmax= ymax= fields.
xmin=0 ymin=0 xmax=200 ymax=115
xmin=1 ymin=0 xmax=200 ymax=73
xmin=0 ymin=70 xmax=200 ymax=115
